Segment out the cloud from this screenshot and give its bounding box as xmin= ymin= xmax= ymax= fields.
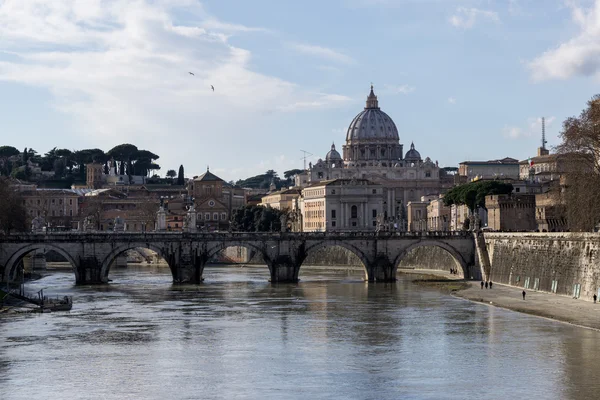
xmin=449 ymin=7 xmax=499 ymax=29
xmin=290 ymin=42 xmax=355 ymax=64
xmin=0 ymin=0 xmax=350 ymax=181
xmin=383 ymin=84 xmax=415 ymax=94
xmin=528 ymin=0 xmax=600 ymax=81
xmin=447 ymin=97 xmax=457 ymax=104
xmin=503 ymin=116 xmax=556 ymax=140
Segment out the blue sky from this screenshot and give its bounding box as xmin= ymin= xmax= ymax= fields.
xmin=0 ymin=0 xmax=598 ymax=181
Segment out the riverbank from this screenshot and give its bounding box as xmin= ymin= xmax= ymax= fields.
xmin=400 ymin=268 xmax=600 ymax=331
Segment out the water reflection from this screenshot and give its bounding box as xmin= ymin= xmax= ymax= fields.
xmin=0 ymin=266 xmax=598 ymax=400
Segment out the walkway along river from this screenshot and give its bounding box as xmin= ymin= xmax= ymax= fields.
xmin=1 ymin=265 xmax=599 ymax=400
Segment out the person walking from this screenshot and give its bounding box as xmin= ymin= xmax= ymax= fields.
xmin=485 ymin=281 xmax=488 ymax=289
xmin=481 ymin=281 xmax=484 ymax=289
xmin=522 ymin=290 xmax=526 ymax=300
xmin=489 ymin=281 xmax=493 ymax=289
xmin=594 ymin=294 xmax=597 ymax=304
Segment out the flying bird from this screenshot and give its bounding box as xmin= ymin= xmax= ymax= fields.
xmin=211 ymin=85 xmax=214 ymax=92
xmin=188 ymin=72 xmax=195 ymax=76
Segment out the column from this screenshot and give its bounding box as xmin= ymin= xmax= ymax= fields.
xmin=361 ymin=203 xmax=366 ymax=228
xmin=341 ymin=202 xmax=345 ymax=229
xmin=391 ymin=190 xmax=396 ymax=218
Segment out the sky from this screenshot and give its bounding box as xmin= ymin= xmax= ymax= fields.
xmin=0 ymin=0 xmax=599 ymax=181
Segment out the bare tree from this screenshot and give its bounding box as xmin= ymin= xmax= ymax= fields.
xmin=556 ymin=95 xmax=600 ymax=231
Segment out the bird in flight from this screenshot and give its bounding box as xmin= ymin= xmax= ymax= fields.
xmin=211 ymin=85 xmax=214 ymax=92
xmin=188 ymin=72 xmax=194 ymax=76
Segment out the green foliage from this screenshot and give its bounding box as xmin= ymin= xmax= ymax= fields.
xmin=231 ymin=205 xmax=287 ymax=232
xmin=0 ymin=146 xmax=20 ymax=158
xmin=443 ymin=180 xmax=513 ymax=211
xmin=166 ymin=169 xmax=177 ymax=179
xmin=0 ymin=178 xmax=28 ymax=233
xmin=284 ymin=169 xmax=304 ymax=179
xmin=177 ymin=165 xmax=185 ymax=185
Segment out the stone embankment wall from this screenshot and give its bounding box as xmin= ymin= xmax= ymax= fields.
xmin=397 ymin=246 xmax=460 ymax=275
xmin=483 ymin=233 xmax=600 ymax=300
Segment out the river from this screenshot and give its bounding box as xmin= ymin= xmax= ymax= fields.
xmin=1 ymin=264 xmax=599 ymax=400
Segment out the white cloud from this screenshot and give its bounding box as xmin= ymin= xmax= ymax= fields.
xmin=503 ymin=116 xmax=556 ymax=140
xmin=449 ymin=7 xmax=499 ymax=29
xmin=528 ymin=0 xmax=600 ymax=81
xmin=0 ymin=0 xmax=349 ymax=180
xmin=503 ymin=126 xmax=523 ymax=139
xmin=290 ymin=43 xmax=355 ymax=64
xmin=448 ymin=97 xmax=457 ymax=104
xmin=383 ymin=84 xmax=415 ymax=94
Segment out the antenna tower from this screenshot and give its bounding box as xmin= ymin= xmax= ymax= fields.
xmin=300 ymin=149 xmax=313 ymax=170
xmin=542 ymin=117 xmax=547 ymax=149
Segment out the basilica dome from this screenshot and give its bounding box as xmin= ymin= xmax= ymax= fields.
xmin=345 ymin=86 xmax=399 ymax=143
xmin=404 ymin=142 xmax=421 ymax=162
xmin=326 ymin=143 xmax=342 ymax=162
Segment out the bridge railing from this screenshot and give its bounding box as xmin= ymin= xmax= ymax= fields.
xmin=1 ymin=230 xmax=473 ymax=242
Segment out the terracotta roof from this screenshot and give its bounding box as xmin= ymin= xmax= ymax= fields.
xmin=194 ymin=170 xmax=224 ymax=182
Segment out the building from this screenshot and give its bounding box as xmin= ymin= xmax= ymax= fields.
xmin=407 ymin=200 xmax=428 ymax=232
xmin=427 ymin=196 xmax=451 ymax=231
xmin=188 ymin=168 xmax=246 ymax=231
xmin=19 ymin=188 xmax=80 ymax=229
xmin=259 ymin=188 xmax=301 ymax=210
xmin=485 ymin=194 xmax=536 ymax=231
xmin=535 ymin=187 xmax=568 ymax=232
xmin=300 ymin=86 xmax=452 ymax=229
xmin=300 ymin=178 xmax=383 ymax=232
xmin=458 ymin=157 xmax=519 ymax=181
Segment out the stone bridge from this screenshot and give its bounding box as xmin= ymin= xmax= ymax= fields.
xmin=0 ymin=232 xmax=478 ymax=284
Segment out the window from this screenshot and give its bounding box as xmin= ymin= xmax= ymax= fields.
xmin=205 ymin=213 xmax=210 ymax=221
xmin=175 ymin=223 xmax=179 ymax=228
xmin=331 ymin=189 xmax=336 ymax=194
xmin=52 ymin=199 xmax=55 ymax=204
xmin=318 ymin=172 xmax=323 ymax=179
xmin=372 ymin=209 xmax=377 ymax=218
xmin=372 ymin=189 xmax=377 ymax=194
xmin=351 ymin=205 xmax=357 ymax=218
xmin=332 ymin=221 xmax=336 ymax=227
xmin=425 ymin=171 xmax=431 ymax=178
xmin=352 ymin=221 xmax=357 ymax=227
xmin=37 ymin=199 xmax=40 ymax=205
xmin=373 ymin=221 xmax=377 ymax=226
xmin=515 ymin=187 xmax=521 ymax=193
xmin=69 ymin=199 xmax=73 ymax=205
xmin=59 ymin=199 xmax=63 ymax=205
xmin=331 ymin=210 xmax=336 ymax=219
xmin=221 ymin=213 xmax=226 ymax=220
xmin=213 ymin=213 xmax=218 ymax=221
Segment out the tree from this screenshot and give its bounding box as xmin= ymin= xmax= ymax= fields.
xmin=166 ymin=169 xmax=177 ymax=180
xmin=177 ymin=165 xmax=185 ymax=185
xmin=443 ymin=180 xmax=513 ymax=211
xmin=0 ymin=178 xmax=28 ymax=233
xmin=556 ymin=95 xmax=600 ymax=231
xmin=283 ymin=169 xmax=303 ymax=179
xmin=230 ymin=205 xmax=287 ymax=232
xmin=0 ymin=146 xmax=19 ymax=176
xmin=0 ymin=146 xmax=19 ymax=158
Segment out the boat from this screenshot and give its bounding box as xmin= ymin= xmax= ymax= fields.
xmin=5 ymin=288 xmax=72 ymax=312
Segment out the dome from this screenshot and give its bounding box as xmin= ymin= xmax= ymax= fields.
xmin=404 ymin=142 xmax=421 ymax=162
xmin=345 ymin=86 xmax=399 ymax=143
xmin=325 ymin=143 xmax=342 ymax=162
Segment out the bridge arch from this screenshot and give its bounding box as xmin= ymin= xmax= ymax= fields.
xmin=301 ymin=240 xmax=370 ymax=279
xmin=100 ymin=243 xmax=173 ymax=282
xmin=3 ymin=243 xmax=79 ymax=282
xmin=205 ymin=242 xmax=268 ymax=265
xmin=392 ymin=240 xmax=468 ymax=277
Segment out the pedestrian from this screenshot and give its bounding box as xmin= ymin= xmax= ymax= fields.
xmin=489 ymin=281 xmax=493 ymax=289
xmin=522 ymin=290 xmax=526 ymax=300
xmin=594 ymin=294 xmax=597 ymax=304
xmin=485 ymin=281 xmax=488 ymax=289
xmin=481 ymin=281 xmax=484 ymax=289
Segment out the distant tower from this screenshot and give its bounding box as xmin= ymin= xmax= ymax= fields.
xmin=537 ymin=116 xmax=550 ymax=157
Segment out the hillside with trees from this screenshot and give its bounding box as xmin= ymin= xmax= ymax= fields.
xmin=443 ymin=180 xmax=514 ymax=211
xmin=0 ymin=143 xmax=186 ymax=186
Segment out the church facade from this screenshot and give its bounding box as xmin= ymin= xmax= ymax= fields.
xmin=298 ymin=86 xmax=451 ymax=229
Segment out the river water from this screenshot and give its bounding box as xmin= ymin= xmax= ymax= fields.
xmin=1 ymin=265 xmax=599 ymax=400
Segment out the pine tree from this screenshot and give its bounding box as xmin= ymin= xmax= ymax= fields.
xmin=177 ymin=165 xmax=185 ymax=185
